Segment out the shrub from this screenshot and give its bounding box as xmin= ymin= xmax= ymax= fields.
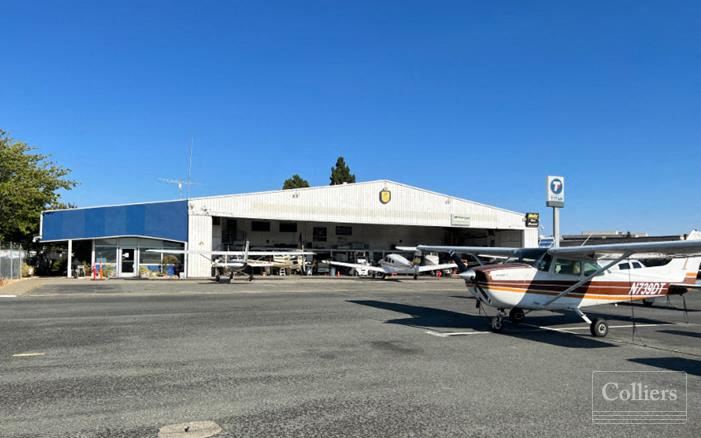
xmin=21 ymin=263 xmax=33 ymax=277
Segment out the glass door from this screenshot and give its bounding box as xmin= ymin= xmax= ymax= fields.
xmin=120 ymin=248 xmax=137 ymax=277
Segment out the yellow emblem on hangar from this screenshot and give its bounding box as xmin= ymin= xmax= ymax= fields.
xmin=379 ymin=188 xmax=391 ymax=204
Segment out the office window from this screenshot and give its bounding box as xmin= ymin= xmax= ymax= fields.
xmin=280 ymin=222 xmax=297 ymax=233
xmin=251 ymin=221 xmax=271 ymax=232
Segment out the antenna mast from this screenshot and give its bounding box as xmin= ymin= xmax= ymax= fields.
xmin=158 ymin=138 xmax=198 ymax=198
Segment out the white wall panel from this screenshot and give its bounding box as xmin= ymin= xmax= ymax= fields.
xmin=187 ymin=215 xmax=212 ymax=277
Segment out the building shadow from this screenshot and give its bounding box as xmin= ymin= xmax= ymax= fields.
xmin=348 ymin=300 xmax=616 ymax=349
xmin=628 ymin=357 xmax=701 ymax=377
xmin=658 ymin=329 xmax=701 ymax=340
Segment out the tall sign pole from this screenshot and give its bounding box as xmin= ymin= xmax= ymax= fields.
xmin=546 ymin=176 xmax=565 ymax=247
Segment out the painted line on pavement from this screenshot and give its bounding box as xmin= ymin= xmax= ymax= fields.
xmin=12 ymin=352 xmax=45 ymax=358
xmin=425 ymin=330 xmax=490 ymax=337
xmin=0 ymin=295 xmax=17 ymax=298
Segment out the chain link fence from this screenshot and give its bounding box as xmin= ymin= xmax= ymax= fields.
xmin=0 ymin=243 xmax=24 ymax=280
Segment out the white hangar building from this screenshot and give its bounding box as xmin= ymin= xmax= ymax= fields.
xmin=41 ymin=180 xmax=538 ymax=278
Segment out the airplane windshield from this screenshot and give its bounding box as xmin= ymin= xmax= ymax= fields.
xmin=504 ymin=248 xmax=548 ymax=267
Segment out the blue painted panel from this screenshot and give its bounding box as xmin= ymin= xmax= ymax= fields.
xmin=42 ymin=201 xmax=188 ymax=242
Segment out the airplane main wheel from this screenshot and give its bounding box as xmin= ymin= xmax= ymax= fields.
xmin=491 ymin=317 xmax=504 ymax=332
xmin=509 ymin=307 xmax=525 ymax=324
xmin=642 ymin=299 xmax=654 ymax=307
xmin=413 ymin=274 xmax=418 ymax=280
xmin=590 ymin=319 xmax=609 ymax=337
xmin=215 ymin=274 xmax=221 ymax=282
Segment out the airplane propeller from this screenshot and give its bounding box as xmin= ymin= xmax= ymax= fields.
xmin=448 ymin=251 xmax=468 ymax=273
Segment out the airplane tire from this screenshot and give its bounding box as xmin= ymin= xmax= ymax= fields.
xmin=590 ymin=319 xmax=608 ymax=337
xmin=215 ymin=274 xmax=221 ymax=282
xmin=642 ymin=299 xmax=654 ymax=307
xmin=509 ymin=307 xmax=525 ymax=324
xmin=413 ymin=274 xmax=418 ymax=280
xmin=491 ymin=317 xmax=504 ymax=332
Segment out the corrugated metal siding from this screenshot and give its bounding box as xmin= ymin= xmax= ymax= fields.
xmin=189 ymin=181 xmax=525 ymax=230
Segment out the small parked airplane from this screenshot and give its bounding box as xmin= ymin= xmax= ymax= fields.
xmin=148 ymin=242 xmax=315 ymax=281
xmin=418 ymin=239 xmax=701 ymax=337
xmin=327 ymin=253 xmax=456 ymax=280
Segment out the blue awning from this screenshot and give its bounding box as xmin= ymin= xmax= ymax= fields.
xmin=41 ymin=200 xmax=188 ymax=242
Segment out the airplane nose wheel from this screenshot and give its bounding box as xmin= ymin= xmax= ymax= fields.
xmin=491 ymin=316 xmax=504 ymax=332
xmin=491 ymin=309 xmax=507 ymax=332
xmin=590 ymin=318 xmax=609 ymax=337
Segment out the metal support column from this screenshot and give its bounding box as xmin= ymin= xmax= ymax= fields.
xmin=67 ymin=239 xmax=73 ymax=278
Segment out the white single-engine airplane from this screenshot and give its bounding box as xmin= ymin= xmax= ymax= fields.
xmin=417 ymin=239 xmax=701 ymax=337
xmin=327 ymin=253 xmax=456 ymax=280
xmin=148 ymin=242 xmax=315 ymax=282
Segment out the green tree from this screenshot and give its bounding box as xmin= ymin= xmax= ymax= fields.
xmin=0 ymin=130 xmax=76 ymax=244
xmin=282 ymin=174 xmax=310 ymax=190
xmin=329 ymin=156 xmax=356 ymax=185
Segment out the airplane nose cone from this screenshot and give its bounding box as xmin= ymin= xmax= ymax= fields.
xmin=460 ymin=269 xmax=476 ymax=282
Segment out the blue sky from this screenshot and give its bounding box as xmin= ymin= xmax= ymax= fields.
xmin=1 ymin=0 xmax=699 ymax=235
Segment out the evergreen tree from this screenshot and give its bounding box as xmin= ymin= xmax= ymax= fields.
xmin=329 ymin=156 xmax=356 ymax=185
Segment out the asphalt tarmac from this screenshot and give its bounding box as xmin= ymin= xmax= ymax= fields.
xmin=1 ymin=277 xmax=700 ymax=437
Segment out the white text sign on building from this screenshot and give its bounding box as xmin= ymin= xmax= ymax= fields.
xmin=450 ymin=215 xmax=471 ymax=227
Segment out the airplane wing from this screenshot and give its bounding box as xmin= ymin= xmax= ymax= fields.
xmin=245 ymin=260 xmax=276 ymax=268
xmin=417 ymin=245 xmax=519 ymax=258
xmin=395 ymin=246 xmax=418 ymax=252
xmin=416 ymin=262 xmax=457 ymax=273
xmin=245 ymin=251 xmax=315 ymax=256
xmin=326 ymin=260 xmax=386 ymax=273
xmin=547 ymin=240 xmax=701 ymax=260
xmin=147 ymin=249 xmax=314 ymax=256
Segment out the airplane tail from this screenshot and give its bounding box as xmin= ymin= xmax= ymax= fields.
xmin=665 ymin=256 xmax=701 ymax=284
xmin=243 ymin=241 xmax=250 ymax=263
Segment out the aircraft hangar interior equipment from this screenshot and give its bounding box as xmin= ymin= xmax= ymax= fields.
xmin=39 ymin=180 xmax=538 ymax=279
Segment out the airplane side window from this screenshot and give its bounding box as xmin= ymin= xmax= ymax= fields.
xmin=554 ymin=258 xmax=581 ymax=276
xmin=632 ymin=262 xmax=642 ymax=269
xmin=619 ymin=263 xmax=630 ymax=270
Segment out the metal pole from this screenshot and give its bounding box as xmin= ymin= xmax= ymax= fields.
xmin=183 ymin=241 xmax=188 ymax=279
xmin=10 ymin=242 xmax=14 ymax=279
xmin=552 ymin=208 xmax=560 ymax=248
xmin=67 ymin=240 xmax=73 ymax=278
